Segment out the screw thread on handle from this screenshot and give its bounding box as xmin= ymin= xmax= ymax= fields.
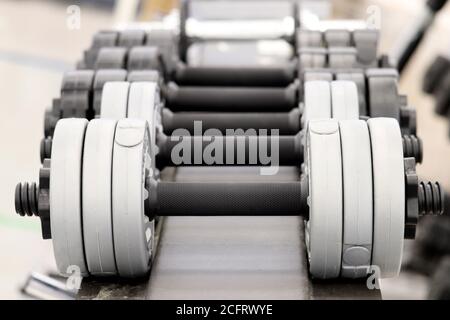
xmin=15 ymin=182 xmax=39 ymax=217
xmin=418 ymin=181 xmax=445 ymax=216
xmin=403 ymin=135 xmax=423 ymax=163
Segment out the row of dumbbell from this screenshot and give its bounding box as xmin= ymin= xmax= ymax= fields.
xmin=77 ymin=27 xmax=383 ymax=87
xmin=42 ymin=77 xmax=423 ymax=167
xmin=46 ymin=65 xmax=414 ymax=127
xmin=16 ymin=13 xmax=441 ymax=281
xmin=16 ymin=76 xmax=443 ymax=279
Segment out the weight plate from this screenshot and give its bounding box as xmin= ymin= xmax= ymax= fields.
xmin=335 ymin=70 xmax=367 ymax=116
xmin=353 ymin=29 xmax=378 ymax=66
xmin=50 ymin=119 xmax=89 ymax=276
xmin=339 ymin=120 xmax=373 ymax=278
xmin=328 ymin=47 xmax=357 ymax=69
xmin=100 ymin=81 xmax=129 ymax=119
xmin=305 ymin=119 xmax=343 ymax=279
xmin=128 ymin=81 xmax=161 ymax=169
xmin=118 ymin=29 xmax=145 ymax=47
xmin=325 ymin=29 xmax=351 ymax=47
xmin=297 ymin=30 xmax=323 ymax=48
xmin=303 ymin=69 xmax=333 ymax=82
xmin=112 ymin=119 xmax=154 ymax=277
xmin=331 ymin=81 xmax=359 ymax=120
xmin=127 ymin=46 xmax=164 ymax=73
xmin=93 ymin=69 xmax=128 ymax=115
xmin=366 ymin=68 xmax=400 ymax=120
xmin=84 ymin=31 xmax=119 ymax=69
xmin=368 ymin=118 xmax=405 ymax=278
xmin=82 ymin=119 xmax=118 ymax=276
xmin=95 ymin=47 xmax=127 ymax=69
xmin=298 ymin=48 xmax=327 ymax=69
xmin=60 ymin=70 xmax=94 ymax=118
xmin=302 ymin=81 xmax=332 ymax=126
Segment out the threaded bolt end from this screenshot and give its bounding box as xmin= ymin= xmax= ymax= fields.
xmin=15 ymin=182 xmax=39 ymax=217
xmin=403 ymin=135 xmax=423 ymax=164
xmin=418 ymin=181 xmax=445 ymax=216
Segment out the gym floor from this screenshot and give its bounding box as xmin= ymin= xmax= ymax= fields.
xmin=0 ymin=0 xmax=448 ymax=299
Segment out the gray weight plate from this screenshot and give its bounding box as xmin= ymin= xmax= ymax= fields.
xmin=84 ymin=31 xmax=119 ymax=69
xmin=127 ymin=81 xmax=161 ymax=170
xmin=145 ymin=29 xmax=178 ymax=73
xmin=60 ymin=70 xmax=94 ymax=118
xmin=339 ymin=120 xmax=373 ymax=278
xmin=100 ymin=82 xmax=129 ymax=119
xmin=93 ymin=69 xmax=128 ymax=115
xmin=95 ymin=47 xmax=127 ymax=69
xmin=324 ymin=29 xmax=351 ymax=47
xmin=118 ymin=29 xmax=145 ymax=47
xmin=112 ymin=119 xmax=154 ymax=277
xmin=302 ymin=81 xmax=332 ymax=127
xmin=82 ymin=119 xmax=118 ymax=276
xmin=336 ymin=70 xmax=367 ymax=116
xmin=127 ymin=70 xmax=163 ymax=87
xmin=298 ymin=48 xmax=327 ymax=69
xmin=366 ymin=68 xmax=400 ymax=120
xmin=368 ymin=118 xmax=405 ymax=278
xmin=297 ymin=30 xmax=323 ymax=48
xmin=127 ymin=46 xmax=164 ymax=73
xmin=330 ymin=81 xmax=359 ymax=120
xmin=305 ymin=119 xmax=343 ymax=279
xmin=352 ymin=29 xmax=379 ymax=66
xmin=328 ymin=47 xmax=357 ymax=68
xmin=303 ymin=69 xmax=333 ymax=82
xmin=50 ymin=119 xmax=89 ymax=276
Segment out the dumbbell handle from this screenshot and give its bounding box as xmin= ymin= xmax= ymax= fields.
xmin=156 ymin=133 xmax=303 ymax=169
xmin=162 ymin=108 xmax=301 ymax=135
xmin=164 ymin=82 xmax=298 ymax=111
xmin=173 ymin=62 xmax=297 ymax=87
xmin=150 ymin=180 xmax=304 ymax=216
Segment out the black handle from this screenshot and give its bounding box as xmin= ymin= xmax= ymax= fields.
xmin=164 ymin=82 xmax=298 ymax=111
xmin=173 ymin=61 xmax=297 ymax=87
xmin=162 ymin=108 xmax=301 ymax=135
xmin=156 ymin=133 xmax=303 ymax=169
xmin=154 ymin=181 xmax=302 ymax=216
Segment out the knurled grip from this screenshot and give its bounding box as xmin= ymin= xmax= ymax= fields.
xmin=165 ymin=82 xmax=298 ymax=111
xmin=155 ymin=181 xmax=302 ymax=216
xmin=162 ymin=108 xmax=301 ymax=135
xmin=156 ymin=134 xmax=302 ymax=168
xmin=173 ymin=62 xmax=296 ymax=87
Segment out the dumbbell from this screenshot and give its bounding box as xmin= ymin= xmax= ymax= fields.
xmin=78 ymin=26 xmax=382 ymax=87
xmin=177 ymin=0 xmax=299 ymax=62
xmin=15 ymin=116 xmax=444 ymax=279
xmin=41 ymin=78 xmax=423 ymax=166
xmin=74 ymin=42 xmax=411 ymax=125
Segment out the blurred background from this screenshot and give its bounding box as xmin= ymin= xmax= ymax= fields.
xmin=0 ymin=0 xmax=449 ymax=299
